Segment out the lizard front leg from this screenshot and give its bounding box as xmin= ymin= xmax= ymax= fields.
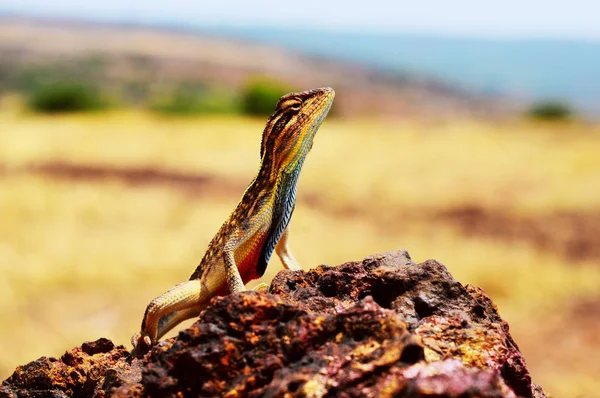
xmin=223 ymin=238 xmax=271 ymax=292
xmin=252 ymin=226 xmax=302 ymax=292
xmin=275 ymin=225 xmax=302 ymax=271
xmin=223 ymin=241 xmax=247 ymax=293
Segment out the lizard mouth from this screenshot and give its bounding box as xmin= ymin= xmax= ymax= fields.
xmin=290 ymin=88 xmax=335 ymax=169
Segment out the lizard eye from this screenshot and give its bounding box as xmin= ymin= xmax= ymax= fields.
xmin=279 ymin=97 xmax=302 ymax=112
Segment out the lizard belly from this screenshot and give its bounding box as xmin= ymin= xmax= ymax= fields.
xmin=236 ymin=233 xmax=268 ymax=284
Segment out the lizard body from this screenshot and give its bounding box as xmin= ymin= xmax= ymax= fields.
xmin=132 ymin=87 xmax=335 ymax=354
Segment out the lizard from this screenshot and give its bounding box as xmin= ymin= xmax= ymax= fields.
xmin=131 ymin=87 xmax=335 ymax=355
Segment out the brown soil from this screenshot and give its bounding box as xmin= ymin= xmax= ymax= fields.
xmin=438 ymin=205 xmax=600 ymax=262
xmin=27 ymin=161 xmax=245 ymax=197
xmin=7 ymin=161 xmax=600 ymax=263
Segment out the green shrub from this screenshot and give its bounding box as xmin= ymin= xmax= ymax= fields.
xmin=151 ymin=86 xmax=238 ymax=116
xmin=28 ymin=81 xmax=107 ymax=113
xmin=241 ymin=78 xmax=294 ymax=116
xmin=527 ymin=100 xmax=574 ymax=122
xmin=17 ymin=67 xmax=57 ymax=93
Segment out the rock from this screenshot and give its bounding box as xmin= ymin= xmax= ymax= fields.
xmin=1 ymin=250 xmax=546 ymax=397
xmin=0 ymin=338 xmax=140 ymax=397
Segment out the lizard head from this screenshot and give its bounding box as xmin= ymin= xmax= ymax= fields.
xmin=260 ymin=87 xmax=335 ymax=173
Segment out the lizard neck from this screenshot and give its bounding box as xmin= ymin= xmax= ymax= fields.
xmin=252 ymin=150 xmax=307 ymax=277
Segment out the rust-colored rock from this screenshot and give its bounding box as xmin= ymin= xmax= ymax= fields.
xmin=1 ymin=250 xmax=546 ymax=397
xmin=0 ymin=338 xmax=141 ymax=397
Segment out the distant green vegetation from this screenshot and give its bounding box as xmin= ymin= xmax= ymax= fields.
xmin=10 ymin=62 xmax=110 ymax=114
xmin=241 ymin=78 xmax=294 ymax=116
xmin=1 ymin=60 xmax=297 ymax=116
xmin=150 ymin=78 xmax=295 ymax=117
xmin=28 ymin=81 xmax=109 ymax=113
xmin=527 ymin=100 xmax=574 ymax=122
xmin=151 ymin=86 xmax=239 ymax=116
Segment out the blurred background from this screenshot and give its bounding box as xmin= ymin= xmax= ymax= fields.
xmin=0 ymin=1 xmax=599 ymax=396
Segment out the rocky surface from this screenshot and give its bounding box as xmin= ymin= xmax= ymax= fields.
xmin=1 ymin=250 xmax=546 ymax=397
xmin=0 ymin=338 xmax=141 ymax=397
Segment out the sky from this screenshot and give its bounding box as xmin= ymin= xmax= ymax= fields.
xmin=1 ymin=0 xmax=600 ymax=40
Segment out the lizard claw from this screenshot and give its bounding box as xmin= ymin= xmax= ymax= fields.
xmin=253 ymin=282 xmax=270 ymax=292
xmin=131 ymin=332 xmax=153 ymax=358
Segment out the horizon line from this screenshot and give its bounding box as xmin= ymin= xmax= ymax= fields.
xmin=1 ymin=10 xmax=600 ymax=43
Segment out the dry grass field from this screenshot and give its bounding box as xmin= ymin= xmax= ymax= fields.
xmin=1 ymin=102 xmax=599 ymax=397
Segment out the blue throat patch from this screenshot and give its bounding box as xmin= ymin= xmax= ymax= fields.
xmin=256 ymin=165 xmax=302 ymax=277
